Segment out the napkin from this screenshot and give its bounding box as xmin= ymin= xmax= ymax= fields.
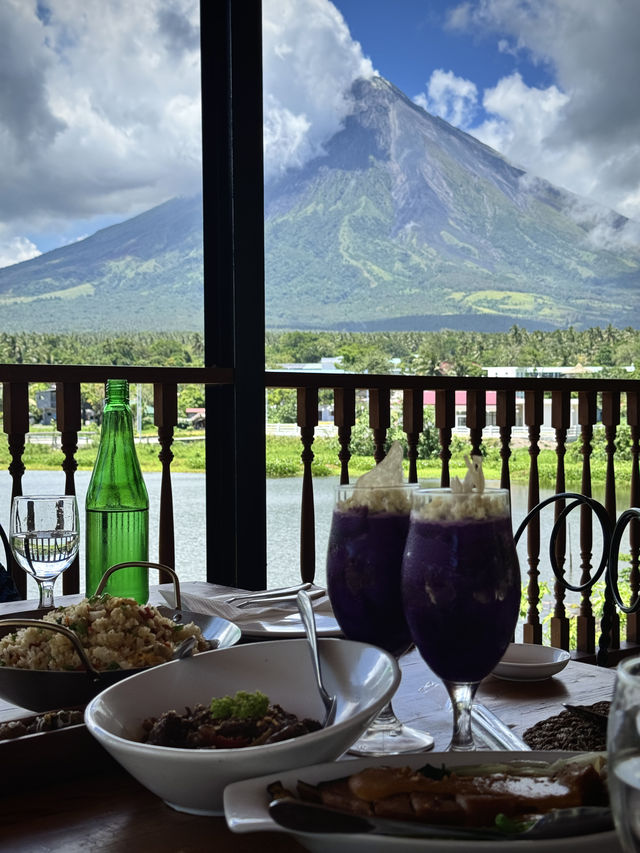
xmin=157 ymin=581 xmax=333 ymax=630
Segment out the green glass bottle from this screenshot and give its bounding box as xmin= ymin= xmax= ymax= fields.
xmin=85 ymin=379 xmax=149 ymax=603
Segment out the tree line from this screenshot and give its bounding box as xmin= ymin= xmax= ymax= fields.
xmin=0 ymin=332 xmax=204 ymax=367
xmin=1 ymin=326 xmax=637 ymax=374
xmin=266 ymin=325 xmax=640 ymax=377
xmin=0 ymin=333 xmax=206 ymax=426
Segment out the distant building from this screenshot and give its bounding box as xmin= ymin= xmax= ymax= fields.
xmin=272 ymin=356 xmax=344 ymax=373
xmin=35 ymin=387 xmax=56 ymax=425
xmin=483 ymin=365 xmax=603 ymax=379
xmin=186 ymin=407 xmax=206 ymax=427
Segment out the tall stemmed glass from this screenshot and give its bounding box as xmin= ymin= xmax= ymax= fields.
xmin=327 ymin=482 xmax=434 ymax=755
xmin=401 ymin=488 xmax=520 ymax=751
xmin=10 ymin=495 xmax=80 ymax=609
xmin=607 ymin=655 xmax=640 ymax=852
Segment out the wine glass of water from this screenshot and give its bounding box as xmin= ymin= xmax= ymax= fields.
xmin=10 ymin=495 xmax=80 ymax=609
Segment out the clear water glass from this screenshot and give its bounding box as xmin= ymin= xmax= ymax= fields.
xmin=608 ymin=655 xmax=640 ymax=852
xmin=10 ymin=495 xmax=80 ymax=609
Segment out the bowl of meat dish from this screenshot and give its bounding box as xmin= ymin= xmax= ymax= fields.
xmin=84 ymin=637 xmax=400 ymax=815
xmin=0 ymin=594 xmax=241 ymax=711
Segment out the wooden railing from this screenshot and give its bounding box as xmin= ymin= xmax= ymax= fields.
xmin=268 ymin=372 xmax=640 ymax=664
xmin=2 ymin=364 xmax=639 ymax=661
xmin=1 ymin=365 xmax=233 ymax=598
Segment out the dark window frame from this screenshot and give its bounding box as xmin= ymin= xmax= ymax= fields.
xmin=201 ymin=1 xmax=267 ymax=588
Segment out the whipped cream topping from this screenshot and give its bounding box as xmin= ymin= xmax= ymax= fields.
xmin=413 ymin=490 xmax=508 ymax=522
xmin=339 ymin=440 xmax=413 ymax=513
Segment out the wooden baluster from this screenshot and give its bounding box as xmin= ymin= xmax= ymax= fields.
xmin=602 ymin=391 xmax=620 ymax=519
xmin=523 ymin=389 xmax=543 ymax=645
xmin=496 ymin=389 xmax=515 ymax=491
xmin=2 ymin=381 xmax=29 ymax=598
xmin=435 ymin=389 xmax=455 ymax=487
xmin=550 ymin=390 xmax=570 ymax=650
xmin=627 ymin=390 xmax=640 ymax=644
xmin=154 ymin=383 xmax=177 ymax=585
xmin=403 ymin=388 xmax=423 ymax=484
xmin=369 ymin=388 xmax=390 ymax=464
xmin=297 ymin=387 xmax=318 ymax=583
xmin=466 ymin=388 xmax=485 ymax=459
xmin=334 ymin=387 xmax=355 ymax=485
xmin=601 ymin=390 xmax=621 ymax=650
xmin=56 ymin=381 xmax=81 ymax=595
xmin=577 ymin=391 xmax=597 ymax=654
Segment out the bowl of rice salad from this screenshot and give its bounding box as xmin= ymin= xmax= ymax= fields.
xmin=0 ymin=594 xmax=239 ymax=711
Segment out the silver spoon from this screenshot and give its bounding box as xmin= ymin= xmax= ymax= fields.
xmin=172 ymin=635 xmax=199 ymax=660
xmin=296 ymin=589 xmax=337 ymax=727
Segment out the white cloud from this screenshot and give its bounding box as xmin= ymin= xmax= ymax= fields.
xmin=567 ymin=198 xmax=640 ymax=251
xmin=0 ymin=0 xmax=376 ymax=267
xmin=0 ymin=0 xmax=201 ymax=267
xmin=1 ymin=0 xmax=639 ymax=269
xmin=414 ymin=69 xmax=478 ymax=128
xmin=472 ymin=72 xmax=571 ymax=171
xmin=0 ymin=234 xmax=41 ymax=268
xmin=448 ymin=0 xmax=640 ymax=221
xmin=262 ymin=0 xmax=375 ymax=180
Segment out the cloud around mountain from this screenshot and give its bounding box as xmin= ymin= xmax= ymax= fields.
xmin=0 ymin=0 xmax=638 ymax=273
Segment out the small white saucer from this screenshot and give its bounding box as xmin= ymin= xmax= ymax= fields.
xmin=492 ymin=643 xmax=571 ymax=681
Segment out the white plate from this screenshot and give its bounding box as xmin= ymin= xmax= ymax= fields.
xmin=492 ymin=643 xmax=571 ymax=681
xmin=240 ymin=611 xmax=342 ymax=638
xmin=224 ymin=750 xmax=617 ymax=852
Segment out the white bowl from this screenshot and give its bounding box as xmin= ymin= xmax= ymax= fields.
xmin=84 ymin=638 xmax=399 ymax=815
xmin=492 ymin=643 xmax=571 ymax=681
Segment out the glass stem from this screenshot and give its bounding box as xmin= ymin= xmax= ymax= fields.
xmin=444 ymin=680 xmax=480 ymax=751
xmin=367 ymin=701 xmax=403 ymax=733
xmin=38 ymin=580 xmax=56 ymax=610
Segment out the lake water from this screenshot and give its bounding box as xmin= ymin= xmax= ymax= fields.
xmin=0 ymin=471 xmax=615 ymax=638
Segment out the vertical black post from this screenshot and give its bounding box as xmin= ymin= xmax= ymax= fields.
xmin=201 ymin=0 xmax=267 ymax=588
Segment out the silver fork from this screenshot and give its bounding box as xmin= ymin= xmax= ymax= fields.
xmin=224 ymin=582 xmax=315 ymax=604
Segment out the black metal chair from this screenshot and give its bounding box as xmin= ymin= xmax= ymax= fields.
xmin=0 ymin=522 xmax=20 ymax=602
xmin=514 ymin=492 xmax=622 ymax=666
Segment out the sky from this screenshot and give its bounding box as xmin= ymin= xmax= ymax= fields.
xmin=1 ymin=0 xmax=640 ymax=269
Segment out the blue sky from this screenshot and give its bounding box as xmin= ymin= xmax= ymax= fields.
xmin=264 ymin=0 xmax=640 ymax=243
xmin=1 ymin=0 xmax=639 ymax=268
xmin=332 ymin=0 xmax=555 ymax=109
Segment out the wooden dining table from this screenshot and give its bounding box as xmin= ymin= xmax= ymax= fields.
xmin=0 ymin=588 xmax=620 ymax=852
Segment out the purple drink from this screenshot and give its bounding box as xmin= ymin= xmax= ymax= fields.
xmin=327 ymin=485 xmax=415 ymax=658
xmin=401 ymin=491 xmax=520 ymax=683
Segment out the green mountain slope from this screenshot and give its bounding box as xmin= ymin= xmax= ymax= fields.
xmin=0 ymin=76 xmax=638 ymax=333
xmin=265 ymin=77 xmax=640 ymax=331
xmin=0 ymin=197 xmax=203 ymax=332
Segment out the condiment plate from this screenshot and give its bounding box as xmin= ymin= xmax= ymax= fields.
xmin=492 ymin=643 xmax=571 ymax=681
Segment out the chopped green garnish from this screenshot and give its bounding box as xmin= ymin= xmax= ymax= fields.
xmin=209 ymin=690 xmax=269 ymax=720
xmin=494 ymin=813 xmax=536 ymax=834
xmin=418 ymin=763 xmax=451 ymax=780
xmin=88 ymin=593 xmax=113 ymax=604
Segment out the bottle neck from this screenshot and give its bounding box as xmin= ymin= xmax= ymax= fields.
xmin=105 ymin=379 xmax=129 ymax=407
